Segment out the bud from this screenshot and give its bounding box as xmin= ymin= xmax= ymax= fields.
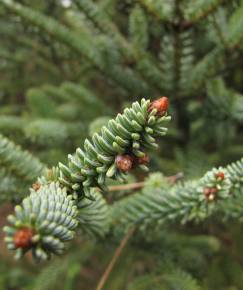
xmin=137 ymin=154 xmax=150 ymax=165
xmin=149 ymin=97 xmax=169 ymax=115
xmin=215 ymin=172 xmax=225 ymax=180
xmin=13 ymin=227 xmax=34 ymax=249
xmin=204 ymin=187 xmax=217 ymax=202
xmin=115 ymin=154 xmax=134 ymax=172
xmin=32 ymin=182 xmax=41 ymax=191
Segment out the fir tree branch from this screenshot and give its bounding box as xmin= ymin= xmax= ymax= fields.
xmin=0 ymin=0 xmax=150 ymax=94
xmin=225 ymin=1 xmax=243 ymax=49
xmin=184 ymin=0 xmax=224 ymax=22
xmin=74 ymin=0 xmax=165 ymax=92
xmin=107 ymin=172 xmax=184 ymax=192
xmin=137 ymin=0 xmax=173 ymax=22
xmin=0 ymin=133 xmax=46 ymax=182
xmin=3 ymin=98 xmax=171 ymax=261
xmin=111 ymin=158 xmax=243 ymax=235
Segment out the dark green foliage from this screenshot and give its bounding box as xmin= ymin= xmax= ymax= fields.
xmin=0 ymin=0 xmax=243 ymax=289
xmin=127 ymin=269 xmax=201 ymax=290
xmin=0 ymin=133 xmax=46 ymax=182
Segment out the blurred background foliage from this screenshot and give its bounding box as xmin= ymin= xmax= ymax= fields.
xmin=0 ymin=0 xmax=243 ymax=289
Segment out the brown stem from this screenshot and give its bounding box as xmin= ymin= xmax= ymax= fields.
xmin=108 ymin=182 xmax=144 ymax=192
xmin=106 ymin=172 xmax=184 ymax=192
xmin=95 ymin=227 xmax=136 ymax=290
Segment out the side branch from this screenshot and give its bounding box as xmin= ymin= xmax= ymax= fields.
xmin=96 ymin=227 xmax=136 ymax=290
xmin=107 ymin=172 xmax=184 ymax=192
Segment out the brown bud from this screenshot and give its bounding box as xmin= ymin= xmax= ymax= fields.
xmin=215 ymin=172 xmax=225 ymax=180
xmin=32 ymin=182 xmax=41 ymax=191
xmin=13 ymin=227 xmax=34 ymax=249
xmin=137 ymin=154 xmax=150 ymax=165
xmin=204 ymin=187 xmax=217 ymax=202
xmin=115 ymin=154 xmax=134 ymax=172
xmin=204 ymin=187 xmax=211 ymax=197
xmin=149 ymin=97 xmax=169 ymax=115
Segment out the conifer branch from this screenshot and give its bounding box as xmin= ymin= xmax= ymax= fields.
xmin=107 ymin=172 xmax=183 ymax=192
xmin=3 ymin=98 xmax=171 ymax=261
xmin=184 ymin=0 xmax=224 ymax=22
xmin=111 ymin=158 xmax=243 ymax=235
xmin=0 ymin=133 xmax=46 ymax=182
xmin=0 ymin=0 xmax=150 ymax=94
xmin=74 ymin=0 xmax=165 ymax=92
